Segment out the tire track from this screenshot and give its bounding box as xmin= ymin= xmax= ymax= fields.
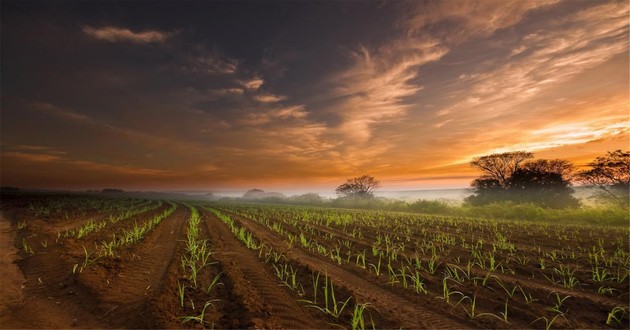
xmin=202 ymin=209 xmax=330 ymax=329
xmin=89 ymin=204 xmax=188 ymax=328
xmin=9 ymin=224 xmax=109 ymax=328
xmin=222 ymin=209 xmax=472 ymax=329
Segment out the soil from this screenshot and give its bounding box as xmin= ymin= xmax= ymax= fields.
xmin=1 ymin=194 xmax=628 ymax=329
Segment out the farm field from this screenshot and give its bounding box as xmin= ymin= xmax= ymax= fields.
xmin=1 ymin=193 xmax=628 ymax=329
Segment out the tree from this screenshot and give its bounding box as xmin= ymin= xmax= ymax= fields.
xmin=522 ymin=159 xmax=575 ymax=179
xmin=507 ymin=167 xmax=579 ymax=208
xmin=470 ymin=151 xmax=534 ymax=188
xmin=335 ymin=175 xmax=380 ymax=198
xmin=578 ymin=150 xmax=630 ymax=208
xmin=467 ymin=152 xmax=578 ymax=208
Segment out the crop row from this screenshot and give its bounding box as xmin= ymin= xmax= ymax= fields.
xmin=72 ymin=202 xmax=177 ymax=273
xmin=205 ymin=207 xmax=379 ymax=329
xmin=214 ymin=203 xmax=629 ymax=328
xmin=63 ymin=200 xmax=162 ymax=239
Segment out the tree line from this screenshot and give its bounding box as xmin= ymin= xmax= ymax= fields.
xmin=336 ymin=150 xmax=629 ymax=209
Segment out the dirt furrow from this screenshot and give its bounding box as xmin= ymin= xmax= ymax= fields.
xmin=223 ymin=210 xmax=472 ymax=329
xmin=5 ymin=228 xmax=109 ymax=328
xmin=80 ymin=205 xmax=188 ymax=328
xmin=203 ymin=209 xmax=329 ymax=329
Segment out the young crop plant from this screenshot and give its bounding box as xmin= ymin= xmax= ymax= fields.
xmin=21 ymin=238 xmax=34 ymax=255
xmin=273 ymin=263 xmax=305 ymax=296
xmin=368 ymin=255 xmax=382 ymax=276
xmin=177 ymin=281 xmax=186 ymax=308
xmin=546 ymin=292 xmax=571 ymax=315
xmin=499 ymin=298 xmax=510 ymax=323
xmin=410 ymin=270 xmax=429 ymax=294
xmin=17 ymin=220 xmax=27 ymax=230
xmin=518 ymin=286 xmax=539 ymax=304
xmin=553 ymin=265 xmax=580 ymax=289
xmin=351 ymin=302 xmax=373 ymax=330
xmin=532 ymin=314 xmax=566 ymax=330
xmin=179 ymin=300 xmax=214 ymax=325
xmin=202 ymin=273 xmax=223 ymax=295
xmin=440 ymin=277 xmax=463 ymax=305
xmin=457 ymin=293 xmax=503 ymax=321
xmin=606 ymin=306 xmax=626 ymax=326
xmin=300 ymin=272 xmax=351 ymax=319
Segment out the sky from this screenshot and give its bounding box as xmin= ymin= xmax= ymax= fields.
xmin=1 ymin=0 xmax=628 ymax=194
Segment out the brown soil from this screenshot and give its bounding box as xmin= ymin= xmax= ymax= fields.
xmin=2 ymin=194 xmax=627 ymax=329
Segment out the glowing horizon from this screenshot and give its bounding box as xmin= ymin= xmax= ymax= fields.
xmin=1 ymin=1 xmax=628 ymax=193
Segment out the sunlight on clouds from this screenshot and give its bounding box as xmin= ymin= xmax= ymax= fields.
xmin=2 ymin=145 xmax=173 ymax=176
xmin=4 ymin=1 xmax=628 ymax=191
xmin=436 ymin=1 xmax=628 ymax=121
xmin=240 ymin=77 xmax=264 ymax=90
xmin=254 ymin=93 xmax=288 ymax=103
xmin=83 ymin=26 xmax=173 ymax=44
xmin=468 ymin=121 xmax=629 ymax=159
xmin=239 ymin=105 xmax=309 ymax=126
xmin=331 ymin=41 xmax=447 ymax=142
xmin=405 ymin=0 xmax=559 ymax=40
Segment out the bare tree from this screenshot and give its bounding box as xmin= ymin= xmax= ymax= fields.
xmin=522 ymin=159 xmax=576 ymax=180
xmin=470 ymin=151 xmax=534 ymax=188
xmin=578 ymin=150 xmax=630 ymax=208
xmin=335 ymin=175 xmax=380 ymax=198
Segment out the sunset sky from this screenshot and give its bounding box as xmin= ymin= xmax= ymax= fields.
xmin=1 ymin=1 xmax=628 ymax=194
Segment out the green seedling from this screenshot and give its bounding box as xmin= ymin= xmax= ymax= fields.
xmin=606 ymin=306 xmax=626 ymax=325
xmin=179 ymin=300 xmax=214 ymax=325
xmin=532 ymin=314 xmax=566 ymax=330
xmin=177 ymin=281 xmax=186 ymax=307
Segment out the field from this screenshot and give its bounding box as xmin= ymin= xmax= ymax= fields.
xmin=1 ymin=193 xmax=628 ymax=329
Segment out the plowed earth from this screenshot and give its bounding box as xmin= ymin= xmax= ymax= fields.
xmin=1 ymin=196 xmax=340 ymax=328
xmin=1 ymin=194 xmax=628 ymax=329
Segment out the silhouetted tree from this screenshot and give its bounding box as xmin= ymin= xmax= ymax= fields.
xmin=507 ymin=167 xmax=579 ymax=208
xmin=467 ymin=178 xmax=504 ymax=205
xmin=467 ymin=152 xmax=578 ymax=208
xmin=578 ymin=150 xmax=630 ymax=208
xmin=470 ymin=151 xmax=534 ymax=188
xmin=522 ymin=159 xmax=575 ymax=179
xmin=335 ymin=175 xmax=380 ymax=198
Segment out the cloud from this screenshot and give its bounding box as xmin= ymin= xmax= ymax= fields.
xmin=1 ymin=143 xmax=171 ymax=176
xmin=207 ymin=88 xmax=244 ymax=98
xmin=435 ymin=1 xmax=628 ymax=121
xmin=176 ymin=49 xmax=240 ymax=75
xmin=390 ymin=175 xmax=477 ymax=182
xmin=254 ymin=93 xmax=287 ymax=103
xmin=405 ymin=0 xmax=560 ymax=42
xmin=83 ymin=26 xmax=174 ymax=44
xmin=239 ymin=105 xmax=308 ymax=126
xmin=192 ymin=54 xmax=238 ymax=74
xmin=328 ymin=40 xmax=447 ymax=142
xmin=488 ymin=121 xmax=630 ymax=155
xmin=32 ymin=102 xmax=92 ymax=122
xmin=239 ymin=77 xmax=264 ymax=90
xmin=8 ymin=145 xmax=68 ymax=162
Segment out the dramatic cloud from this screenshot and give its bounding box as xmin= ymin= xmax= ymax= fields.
xmin=328 ymin=40 xmax=447 ymax=143
xmin=254 ymin=93 xmax=287 ymax=103
xmin=83 ymin=26 xmax=174 ymax=43
xmin=2 ymin=1 xmax=627 ymax=191
xmin=405 ymin=0 xmax=560 ymax=41
xmin=239 ymin=77 xmax=264 ymax=90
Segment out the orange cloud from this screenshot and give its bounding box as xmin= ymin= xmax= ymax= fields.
xmin=83 ymin=26 xmax=174 ymax=43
